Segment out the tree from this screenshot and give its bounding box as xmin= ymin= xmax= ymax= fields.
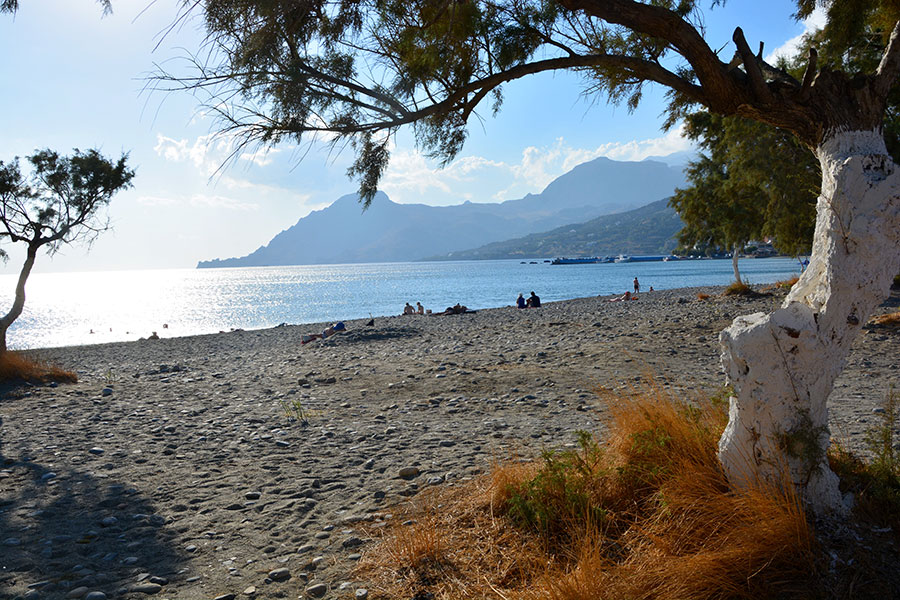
xmin=0 ymin=149 xmax=134 ymax=353
xmin=0 ymin=0 xmax=111 ymax=15
xmin=670 ymin=112 xmax=820 ymax=283
xmin=163 ymin=0 xmax=900 ymax=514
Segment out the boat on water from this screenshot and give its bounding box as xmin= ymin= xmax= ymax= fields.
xmin=551 ymin=256 xmax=613 ymax=265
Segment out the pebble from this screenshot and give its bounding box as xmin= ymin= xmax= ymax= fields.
xmin=399 ymin=466 xmax=420 ymax=479
xmin=130 ymin=583 xmax=162 ymax=594
xmin=85 ymin=593 xmax=107 ymax=600
xmin=355 ymin=590 xmax=369 ymax=599
xmin=306 ymin=583 xmax=328 ymax=598
xmin=88 ymin=447 xmax=105 ymax=455
xmin=267 ymin=567 xmax=291 ymax=582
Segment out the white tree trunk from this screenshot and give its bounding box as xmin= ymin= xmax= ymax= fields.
xmin=732 ymin=245 xmax=741 ymax=283
xmin=717 ymin=130 xmax=900 ymax=515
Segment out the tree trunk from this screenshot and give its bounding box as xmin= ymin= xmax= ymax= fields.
xmin=717 ymin=130 xmax=900 ymax=515
xmin=0 ymin=242 xmax=38 ymax=355
xmin=732 ymin=244 xmax=741 ymax=284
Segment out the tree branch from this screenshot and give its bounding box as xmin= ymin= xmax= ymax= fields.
xmin=799 ymin=47 xmax=818 ymax=102
xmin=558 ymin=0 xmax=743 ymax=109
xmin=874 ymin=19 xmax=900 ymax=100
xmin=732 ymin=27 xmax=774 ymax=105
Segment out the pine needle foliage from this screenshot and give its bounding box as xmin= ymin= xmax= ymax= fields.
xmin=357 ymin=390 xmax=819 ymax=599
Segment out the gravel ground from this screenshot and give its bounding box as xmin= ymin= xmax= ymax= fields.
xmin=1 ymin=285 xmax=897 ymax=599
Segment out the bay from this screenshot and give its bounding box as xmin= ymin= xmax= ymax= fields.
xmin=0 ymin=257 xmax=803 ymax=350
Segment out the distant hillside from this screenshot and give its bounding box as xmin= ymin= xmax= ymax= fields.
xmin=430 ymin=198 xmax=682 ymax=260
xmin=198 ymin=156 xmax=686 ymax=267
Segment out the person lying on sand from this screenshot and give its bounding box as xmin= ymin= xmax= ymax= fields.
xmin=439 ymin=303 xmax=469 ymax=315
xmin=301 ymin=321 xmax=346 ymax=344
xmin=608 ymin=291 xmax=637 ymax=302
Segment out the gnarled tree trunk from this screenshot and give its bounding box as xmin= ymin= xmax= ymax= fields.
xmin=717 ymin=130 xmax=900 ymax=514
xmin=0 ymin=242 xmax=38 ymax=355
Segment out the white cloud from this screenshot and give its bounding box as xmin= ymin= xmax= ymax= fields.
xmin=239 ymin=147 xmax=282 ymax=167
xmin=381 ymin=148 xmax=506 ymax=197
xmin=765 ymin=7 xmax=827 ymax=64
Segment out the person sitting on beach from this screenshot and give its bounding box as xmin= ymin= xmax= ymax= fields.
xmin=516 ymin=293 xmax=526 ymax=309
xmin=416 ymin=301 xmax=425 ymax=315
xmin=403 ymin=302 xmax=415 ymax=315
xmin=301 ymin=321 xmax=346 ymax=344
xmin=527 ymin=291 xmax=541 ymax=308
xmin=609 ymin=291 xmax=635 ymax=302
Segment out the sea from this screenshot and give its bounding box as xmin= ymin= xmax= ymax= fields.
xmin=0 ymin=257 xmax=804 ymax=350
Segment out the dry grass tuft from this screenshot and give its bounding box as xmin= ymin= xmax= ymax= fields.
xmin=356 ymin=474 xmax=550 ymax=599
xmin=696 ymin=292 xmax=710 ymax=301
xmin=723 ymin=280 xmax=759 ymax=296
xmin=774 ymin=275 xmax=800 ymax=289
xmin=868 ymin=310 xmax=900 ymax=327
xmin=357 ymin=389 xmax=818 ymax=599
xmin=0 ymin=350 xmax=77 ymax=384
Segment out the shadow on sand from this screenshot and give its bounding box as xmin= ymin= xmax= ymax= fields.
xmin=1 ymin=427 xmax=188 ymax=600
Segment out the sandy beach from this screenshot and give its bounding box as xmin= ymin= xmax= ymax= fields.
xmin=1 ymin=285 xmax=897 ymax=600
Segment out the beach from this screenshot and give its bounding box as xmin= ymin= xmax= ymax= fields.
xmin=1 ymin=285 xmax=897 ymax=600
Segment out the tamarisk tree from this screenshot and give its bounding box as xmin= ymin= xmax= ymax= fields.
xmin=164 ymin=0 xmax=900 ymax=513
xmin=0 ymin=149 xmax=134 ymax=353
xmin=670 ymin=112 xmax=819 ymax=283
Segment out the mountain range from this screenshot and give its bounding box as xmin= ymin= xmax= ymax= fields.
xmin=197 ymin=156 xmax=688 ymax=267
xmin=430 ymin=198 xmax=682 ymax=260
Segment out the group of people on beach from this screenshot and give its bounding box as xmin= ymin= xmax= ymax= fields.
xmin=302 ymin=279 xmax=651 ymax=345
xmin=402 ymin=301 xmax=426 ymax=315
xmin=516 ymin=291 xmax=541 ymax=308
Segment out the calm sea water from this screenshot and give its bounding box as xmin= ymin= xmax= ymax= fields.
xmin=0 ymin=258 xmax=803 ymax=350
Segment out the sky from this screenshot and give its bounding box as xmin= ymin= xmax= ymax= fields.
xmin=0 ymin=0 xmax=824 ymax=274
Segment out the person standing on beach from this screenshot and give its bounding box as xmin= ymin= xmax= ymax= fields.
xmin=633 ymin=277 xmax=640 ymax=294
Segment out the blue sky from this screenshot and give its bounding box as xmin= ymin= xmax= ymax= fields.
xmin=0 ymin=0 xmax=822 ymax=273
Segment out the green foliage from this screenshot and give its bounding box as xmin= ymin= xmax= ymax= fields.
xmin=777 ymin=410 xmax=830 ymax=475
xmin=865 ymin=386 xmax=900 ymax=480
xmin=165 ymin=0 xmax=718 ymax=202
xmin=279 ymin=397 xmax=309 ymax=424
xmin=0 ymin=148 xmax=134 ymax=255
xmin=669 ymin=112 xmax=819 ymax=263
xmin=1 ymin=0 xmax=111 ymax=14
xmin=830 ymin=389 xmax=900 ymax=531
xmin=504 ymin=430 xmax=607 ymax=537
xmin=0 ymin=148 xmax=133 ymax=352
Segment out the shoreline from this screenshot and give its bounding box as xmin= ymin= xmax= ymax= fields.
xmin=4 ymin=257 xmax=804 ymax=351
xmin=1 ymin=285 xmax=896 ymax=599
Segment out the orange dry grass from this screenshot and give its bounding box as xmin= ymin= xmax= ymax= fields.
xmin=0 ymin=350 xmax=77 ymax=383
xmin=356 ymin=473 xmax=550 ymax=599
xmin=357 ymin=391 xmax=818 ymax=600
xmin=777 ymin=275 xmax=800 ymax=289
xmin=696 ymin=293 xmax=710 ymax=301
xmin=869 ymin=310 xmax=900 ymax=327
